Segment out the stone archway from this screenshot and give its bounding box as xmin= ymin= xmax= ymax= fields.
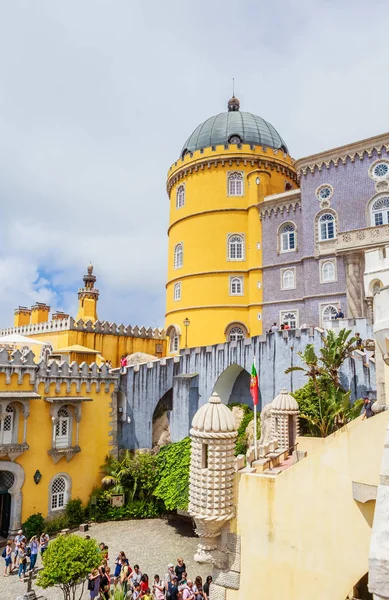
xmin=0 ymin=461 xmax=25 ymax=535
xmin=213 ymin=364 xmax=252 ymax=408
xmin=152 ymin=389 xmax=172 ymax=449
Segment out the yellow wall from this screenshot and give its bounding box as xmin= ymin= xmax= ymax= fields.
xmin=229 ymin=411 xmax=389 ymax=600
xmin=0 ymin=370 xmax=115 ymax=522
xmin=165 ymin=144 xmax=297 ymax=350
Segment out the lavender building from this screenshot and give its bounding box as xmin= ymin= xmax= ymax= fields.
xmin=261 ymin=132 xmax=389 ymax=331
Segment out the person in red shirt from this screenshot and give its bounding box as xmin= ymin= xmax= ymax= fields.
xmin=140 ymin=573 xmax=149 ymax=593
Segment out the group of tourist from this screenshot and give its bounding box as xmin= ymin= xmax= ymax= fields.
xmin=89 ymin=547 xmax=213 ymax=599
xmin=2 ymin=530 xmax=49 ymax=579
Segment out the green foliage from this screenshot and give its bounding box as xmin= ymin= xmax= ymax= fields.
xmin=154 ymin=437 xmax=191 ymax=511
xmin=288 ymin=329 xmax=362 ymax=437
xmin=44 ymin=515 xmax=70 ymax=536
xmin=64 ymin=498 xmax=85 ymax=529
xmin=101 ymin=450 xmax=159 ymax=502
xmin=37 ymin=535 xmax=101 ymax=600
xmin=22 ymin=512 xmax=45 ymax=540
xmin=228 ymin=403 xmax=261 ymax=456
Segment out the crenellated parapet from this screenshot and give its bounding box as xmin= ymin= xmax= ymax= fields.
xmin=0 ymin=348 xmax=119 ymax=393
xmin=0 ymin=318 xmax=166 ymax=340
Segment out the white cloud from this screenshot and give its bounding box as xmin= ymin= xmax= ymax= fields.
xmin=0 ymin=0 xmax=387 ymax=327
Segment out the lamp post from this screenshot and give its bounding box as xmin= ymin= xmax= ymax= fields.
xmin=183 ymin=317 xmax=191 ymax=348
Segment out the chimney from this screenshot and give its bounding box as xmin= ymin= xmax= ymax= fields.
xmin=14 ymin=306 xmax=32 ymax=328
xmin=30 ymin=303 xmax=50 ymax=324
xmin=52 ymin=311 xmax=69 ymax=321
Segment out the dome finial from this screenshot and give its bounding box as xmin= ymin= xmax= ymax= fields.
xmin=228 ymin=95 xmax=240 ymax=112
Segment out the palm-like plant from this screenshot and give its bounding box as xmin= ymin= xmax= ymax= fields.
xmin=100 ymin=455 xmax=129 ymax=494
xmin=319 ymin=329 xmax=356 ymax=387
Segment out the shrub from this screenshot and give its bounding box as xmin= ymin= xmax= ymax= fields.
xmin=22 ymin=513 xmax=45 ymax=539
xmin=44 ymin=515 xmax=69 ymax=536
xmin=65 ymin=498 xmax=85 ymax=528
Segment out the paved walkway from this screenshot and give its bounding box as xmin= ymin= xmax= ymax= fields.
xmin=1 ymin=517 xmax=210 ymax=599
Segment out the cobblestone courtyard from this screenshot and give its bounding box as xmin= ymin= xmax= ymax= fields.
xmin=1 ymin=517 xmax=210 ymax=599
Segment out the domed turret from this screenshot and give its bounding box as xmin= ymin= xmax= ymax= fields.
xmin=191 ymin=392 xmax=236 ymax=433
xmin=271 ymin=388 xmax=299 ymax=452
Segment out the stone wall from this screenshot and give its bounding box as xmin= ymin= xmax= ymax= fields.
xmin=119 ymin=319 xmax=376 ymax=450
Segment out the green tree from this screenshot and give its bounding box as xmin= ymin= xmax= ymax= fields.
xmin=37 ymin=535 xmax=101 ymax=600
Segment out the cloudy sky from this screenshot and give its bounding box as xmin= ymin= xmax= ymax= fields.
xmin=0 ymin=1 xmax=387 ymax=328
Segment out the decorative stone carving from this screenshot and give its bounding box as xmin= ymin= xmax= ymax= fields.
xmin=258 ymin=402 xmax=274 ymax=447
xmin=344 ymin=252 xmax=364 ymax=318
xmin=271 ymin=388 xmax=299 ymax=452
xmin=189 ymin=392 xmax=237 ymax=565
xmin=48 ymin=446 xmax=81 ymax=464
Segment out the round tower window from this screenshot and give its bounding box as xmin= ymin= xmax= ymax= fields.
xmin=373 ymin=163 xmax=389 ymax=179
xmin=316 ymin=185 xmax=333 ymax=201
xmin=228 ymin=135 xmax=242 ymax=144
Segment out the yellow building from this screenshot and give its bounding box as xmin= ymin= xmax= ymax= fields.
xmin=2 ymin=264 xmax=166 ymax=367
xmin=0 ymin=347 xmax=119 ymax=536
xmin=165 ymin=96 xmax=297 ymax=352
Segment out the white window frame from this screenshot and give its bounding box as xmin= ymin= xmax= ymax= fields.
xmin=228 ymin=326 xmax=245 ymax=342
xmin=225 ymin=322 xmax=248 ymax=342
xmin=1 ymin=404 xmax=19 ymax=445
xmin=176 ymin=184 xmax=185 ymax=209
xmin=227 ymin=234 xmax=245 ymax=261
xmin=55 ymin=406 xmax=71 ymax=449
xmin=320 ymin=259 xmax=337 ymax=283
xmin=277 ymin=222 xmax=297 ymax=254
xmin=174 ymin=282 xmax=182 ymax=301
xmin=320 ymin=303 xmax=339 ymax=326
xmin=280 ymin=267 xmax=296 ymax=290
xmin=280 ymin=310 xmax=299 ymax=329
xmin=371 ymin=196 xmax=389 ymax=226
xmin=50 ymin=476 xmax=68 ymax=511
xmin=315 ymin=184 xmax=334 ymax=202
xmin=227 ymin=171 xmax=244 ymax=197
xmin=318 ymin=213 xmax=336 ymax=241
xmin=369 ymin=159 xmax=389 ymax=181
xmin=174 ymin=243 xmax=184 ymax=270
xmin=229 ymin=276 xmax=244 ymax=296
xmin=170 ymin=333 xmax=179 ymax=353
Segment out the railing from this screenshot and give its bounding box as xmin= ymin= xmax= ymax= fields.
xmin=318 ymin=224 xmax=389 ymax=256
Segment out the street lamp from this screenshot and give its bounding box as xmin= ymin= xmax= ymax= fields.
xmin=183 ymin=317 xmax=191 ymax=348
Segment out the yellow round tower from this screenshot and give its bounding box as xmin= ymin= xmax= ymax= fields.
xmin=165 ymin=97 xmax=297 ymax=352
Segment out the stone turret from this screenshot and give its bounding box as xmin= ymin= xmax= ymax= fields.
xmin=189 ymin=392 xmax=237 ymax=563
xmin=76 ymin=264 xmax=99 ymax=322
xmin=271 ymin=388 xmax=299 ymax=453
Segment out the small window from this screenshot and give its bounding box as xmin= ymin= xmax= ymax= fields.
xmin=371 ymin=197 xmax=389 ymax=226
xmin=201 ymin=443 xmax=209 ymax=469
xmin=176 ymin=185 xmax=185 ymax=209
xmin=228 ymin=235 xmax=245 ymax=260
xmin=169 ymin=332 xmax=179 ymax=353
xmin=230 ymin=276 xmax=243 ymax=295
xmin=322 ymin=304 xmax=338 ymax=324
xmin=228 ymin=326 xmax=245 ymax=342
xmin=51 ymin=476 xmax=67 ymax=511
xmin=321 ymin=260 xmax=336 ymax=283
xmin=369 ymin=161 xmax=389 ymax=181
xmin=280 ymin=223 xmax=296 ymax=252
xmin=174 ymin=243 xmax=183 ymax=269
xmin=318 ymin=213 xmax=336 ymax=241
xmin=316 ymin=184 xmax=333 ymax=202
xmin=280 ymin=311 xmax=298 ymax=329
xmin=174 ymin=282 xmax=181 ymax=301
xmin=1 ymin=405 xmax=15 ymax=445
xmin=55 ymin=407 xmax=71 ymax=449
xmin=228 ymin=172 xmax=243 ymax=196
xmin=282 ymin=269 xmax=295 ymax=290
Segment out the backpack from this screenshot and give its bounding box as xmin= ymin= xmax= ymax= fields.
xmin=1 ymin=548 xmax=6 ymax=558
xmin=26 ymin=546 xmax=31 ymax=557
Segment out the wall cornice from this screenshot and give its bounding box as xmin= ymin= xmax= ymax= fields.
xmin=165 ymin=303 xmax=263 ymax=316
xmin=295 ymin=132 xmax=389 ymax=176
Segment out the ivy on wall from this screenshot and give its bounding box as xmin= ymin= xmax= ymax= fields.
xmin=154 ymin=437 xmax=191 ymax=511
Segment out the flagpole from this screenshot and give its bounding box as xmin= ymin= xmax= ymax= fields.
xmin=253 ymin=355 xmax=258 ymax=461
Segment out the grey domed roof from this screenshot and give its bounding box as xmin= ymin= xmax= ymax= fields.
xmin=181 ymin=101 xmax=288 ymax=157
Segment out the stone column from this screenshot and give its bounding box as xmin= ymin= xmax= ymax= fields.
xmin=344 ymin=252 xmax=364 ymax=318
xmin=366 ymin=296 xmax=374 ymax=323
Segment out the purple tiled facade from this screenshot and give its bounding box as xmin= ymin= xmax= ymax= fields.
xmin=262 ymin=146 xmax=389 ymax=331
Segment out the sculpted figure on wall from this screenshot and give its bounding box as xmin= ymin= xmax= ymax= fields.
xmin=258 ymin=402 xmax=274 ymax=446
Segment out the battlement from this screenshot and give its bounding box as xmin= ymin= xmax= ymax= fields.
xmin=0 ymin=318 xmax=166 ymax=340
xmin=0 ymin=348 xmax=119 ymax=392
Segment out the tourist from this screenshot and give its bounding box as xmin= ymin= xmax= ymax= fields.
xmin=13 ymin=529 xmax=25 ymax=568
xmin=140 ymin=573 xmax=150 ymax=593
xmin=120 ymin=556 xmax=131 ymax=595
xmin=270 ymin=322 xmax=278 ymax=333
xmin=175 ymin=557 xmax=186 ymax=583
xmin=181 ymin=580 xmax=195 ymax=600
xmin=3 ymin=540 xmax=12 ymax=577
xmin=88 ymin=568 xmax=101 ymax=599
xmin=165 ymin=562 xmax=175 ymax=585
xmin=99 ymin=565 xmax=111 ymax=599
xmin=193 ymin=575 xmax=204 ymax=599
xmin=113 ymin=550 xmax=127 ymax=585
xmin=355 ymin=332 xmax=364 ymax=350
xmin=203 ymin=575 xmax=212 ymax=600
xmin=130 ymin=563 xmax=143 ymax=588
xmin=153 ymin=574 xmax=165 ymax=599
xmin=17 ymin=541 xmax=27 ymax=581
xmin=40 ymin=532 xmax=49 ymax=556
xmin=142 ymin=587 xmax=152 ymax=600
xmin=28 ymin=535 xmax=39 ymax=571
xmin=335 ymin=308 xmax=344 ymax=319
xmin=362 ymin=396 xmax=375 ymax=420
xmin=167 ymin=575 xmax=179 ymax=600
xmin=133 ymin=582 xmax=141 ymax=599
xmin=120 ymin=355 xmax=128 ymax=373
xmin=178 ymin=571 xmax=188 ymax=590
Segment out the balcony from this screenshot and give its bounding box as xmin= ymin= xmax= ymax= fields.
xmin=317 ymin=224 xmax=389 ymax=256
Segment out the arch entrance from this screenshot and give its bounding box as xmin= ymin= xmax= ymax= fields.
xmin=213 ymin=364 xmax=252 ymax=408
xmin=0 ymin=462 xmax=24 ymax=536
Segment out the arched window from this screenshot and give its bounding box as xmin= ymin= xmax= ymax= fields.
xmin=230 ymin=276 xmax=243 ymax=295
xmin=282 ymin=269 xmax=295 ymax=290
xmin=280 ymin=223 xmax=296 ymax=252
xmin=51 ymin=476 xmax=67 ymax=511
xmin=280 ymin=311 xmax=298 ymax=329
xmin=170 ymin=332 xmax=179 ymax=353
xmin=55 ymin=407 xmax=71 ymax=449
xmin=225 ymin=322 xmax=248 ymax=342
xmin=322 ymin=304 xmax=338 ymax=324
xmin=228 ymin=235 xmax=245 ymax=260
xmin=1 ymin=405 xmax=15 ymax=445
xmin=176 ymin=185 xmax=185 ymax=209
xmin=228 ymin=172 xmax=243 ymax=196
xmin=372 ymin=280 xmax=383 ymax=294
xmin=318 ymin=213 xmax=336 ymax=241
xmin=174 ymin=243 xmax=183 ymax=269
xmin=174 ymin=282 xmax=181 ymax=301
xmin=371 ymin=196 xmax=389 ymax=226
xmin=321 ymin=260 xmax=336 ymax=282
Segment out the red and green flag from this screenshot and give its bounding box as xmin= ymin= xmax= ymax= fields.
xmin=250 ymin=360 xmax=259 ymax=406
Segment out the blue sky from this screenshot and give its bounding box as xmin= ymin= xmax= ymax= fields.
xmin=0 ymin=0 xmax=388 ymax=328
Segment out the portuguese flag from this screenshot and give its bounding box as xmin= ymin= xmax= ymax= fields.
xmin=250 ymin=360 xmax=259 ymax=406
